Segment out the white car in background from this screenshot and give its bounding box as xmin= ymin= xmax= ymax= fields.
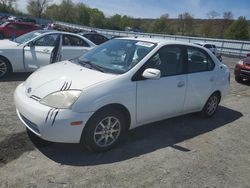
xmin=15 ymin=38 xmax=230 ymax=152
xmin=0 ymin=30 xmax=96 ymax=78
xmin=195 ymin=42 xmax=222 ymax=62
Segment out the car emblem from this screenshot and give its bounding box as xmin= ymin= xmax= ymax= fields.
xmin=27 ymin=87 xmax=32 ymax=94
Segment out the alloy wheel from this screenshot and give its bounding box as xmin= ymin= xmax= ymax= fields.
xmin=0 ymin=61 xmax=7 ymax=77
xmin=206 ymin=95 xmax=218 ymax=116
xmin=94 ymin=116 xmax=121 ymax=147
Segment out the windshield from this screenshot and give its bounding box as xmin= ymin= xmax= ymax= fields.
xmin=77 ymin=39 xmax=156 ymax=74
xmin=14 ymin=30 xmax=49 ymax=44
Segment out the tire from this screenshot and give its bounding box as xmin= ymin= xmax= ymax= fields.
xmin=200 ymin=93 xmax=220 ymax=118
xmin=235 ymin=76 xmax=243 ymax=83
xmin=81 ymin=108 xmax=127 ymax=152
xmin=0 ymin=32 xmax=4 ymax=39
xmin=0 ymin=58 xmax=12 ymax=78
xmin=26 ymin=128 xmax=52 ymax=148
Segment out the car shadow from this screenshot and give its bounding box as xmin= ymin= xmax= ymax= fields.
xmin=0 ymin=72 xmax=31 ymax=82
xmin=0 ymin=131 xmax=35 ymax=167
xmin=237 ymin=80 xmax=250 ymax=86
xmin=36 ymin=106 xmax=242 ymax=166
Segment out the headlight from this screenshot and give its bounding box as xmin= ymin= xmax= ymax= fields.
xmin=238 ymin=60 xmax=244 ymax=65
xmin=40 ymin=90 xmax=82 ymax=109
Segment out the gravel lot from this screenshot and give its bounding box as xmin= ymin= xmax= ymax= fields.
xmin=0 ymin=56 xmax=250 ymax=188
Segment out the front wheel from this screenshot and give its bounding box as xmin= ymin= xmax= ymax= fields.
xmin=200 ymin=93 xmax=220 ymax=118
xmin=0 ymin=58 xmax=12 ymax=78
xmin=81 ymin=109 xmax=127 ymax=152
xmin=0 ymin=32 xmax=4 ymax=39
xmin=235 ymin=76 xmax=243 ymax=83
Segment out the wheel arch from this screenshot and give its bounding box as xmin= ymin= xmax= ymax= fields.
xmin=84 ymin=103 xmax=131 ymax=132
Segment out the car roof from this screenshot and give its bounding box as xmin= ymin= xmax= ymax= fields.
xmin=116 ymin=37 xmax=200 ymax=47
xmin=6 ymin=21 xmax=36 ymax=25
xmin=195 ymin=42 xmax=216 ymax=46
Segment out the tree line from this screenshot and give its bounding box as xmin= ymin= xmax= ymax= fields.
xmin=1 ymin=0 xmax=249 ymax=40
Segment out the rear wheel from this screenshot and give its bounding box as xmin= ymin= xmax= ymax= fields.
xmin=200 ymin=93 xmax=220 ymax=118
xmin=81 ymin=108 xmax=127 ymax=152
xmin=0 ymin=58 xmax=12 ymax=78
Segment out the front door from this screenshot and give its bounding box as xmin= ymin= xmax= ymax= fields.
xmin=61 ymin=34 xmax=91 ymax=60
xmin=136 ymin=45 xmax=187 ymax=124
xmin=24 ymin=34 xmax=61 ymax=71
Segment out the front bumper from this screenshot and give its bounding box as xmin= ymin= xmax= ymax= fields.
xmin=14 ymin=83 xmax=94 ymax=143
xmin=235 ymin=67 xmax=250 ymax=79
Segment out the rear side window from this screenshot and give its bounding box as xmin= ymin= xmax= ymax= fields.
xmin=63 ymin=35 xmax=89 ymax=47
xmin=187 ymin=47 xmax=215 ymax=73
xmin=204 ymin=44 xmax=212 ymax=48
xmin=35 ymin=34 xmax=59 ymax=46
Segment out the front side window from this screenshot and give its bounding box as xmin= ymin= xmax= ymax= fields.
xmin=77 ymin=39 xmax=156 ymax=74
xmin=143 ymin=45 xmax=184 ymax=77
xmin=187 ymin=47 xmax=214 ymax=73
xmin=15 ymin=30 xmax=49 ymax=44
xmin=63 ymin=35 xmax=89 ymax=47
xmin=34 ymin=34 xmax=59 ymax=46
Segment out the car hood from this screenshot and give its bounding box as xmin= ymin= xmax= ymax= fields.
xmin=24 ymin=61 xmax=116 ymax=98
xmin=0 ymin=39 xmax=19 ymax=49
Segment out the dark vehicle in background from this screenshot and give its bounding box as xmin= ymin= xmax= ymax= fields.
xmin=18 ymin=18 xmax=36 ymax=24
xmin=79 ymin=32 xmax=109 ymax=45
xmin=234 ymin=53 xmax=250 ymax=83
xmin=0 ymin=22 xmax=38 ymax=39
xmin=195 ymin=43 xmax=222 ymax=62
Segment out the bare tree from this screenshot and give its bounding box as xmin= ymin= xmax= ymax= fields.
xmin=178 ymin=12 xmax=194 ymax=35
xmin=223 ymin=11 xmax=234 ymax=20
xmin=27 ymin=0 xmax=52 ymax=18
xmin=220 ymin=11 xmax=234 ymax=38
xmin=207 ymin=10 xmax=220 ymax=19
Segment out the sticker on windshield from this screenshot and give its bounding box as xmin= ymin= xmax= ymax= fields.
xmin=136 ymin=42 xmax=154 ymax=48
xmin=34 ymin=32 xmax=42 ymax=36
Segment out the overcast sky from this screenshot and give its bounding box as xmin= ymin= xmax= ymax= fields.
xmin=17 ymin=0 xmax=250 ymax=19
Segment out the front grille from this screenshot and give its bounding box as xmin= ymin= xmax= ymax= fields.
xmin=20 ymin=114 xmax=40 ymax=134
xmin=240 ymin=68 xmax=250 ymax=78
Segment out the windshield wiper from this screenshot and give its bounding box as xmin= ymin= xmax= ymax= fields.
xmin=79 ymin=60 xmax=105 ymax=73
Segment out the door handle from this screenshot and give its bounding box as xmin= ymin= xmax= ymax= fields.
xmin=43 ymin=49 xmax=50 ymax=53
xmin=177 ymin=81 xmax=185 ymax=88
xmin=210 ymin=77 xmax=215 ymax=82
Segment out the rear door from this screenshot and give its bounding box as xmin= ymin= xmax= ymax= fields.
xmin=183 ymin=46 xmax=216 ymax=112
xmin=61 ymin=34 xmax=92 ymax=60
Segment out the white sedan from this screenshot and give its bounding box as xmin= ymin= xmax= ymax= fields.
xmin=0 ymin=30 xmax=96 ymax=78
xmin=14 ymin=38 xmax=230 ymax=152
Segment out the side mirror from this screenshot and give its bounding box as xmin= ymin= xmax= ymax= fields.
xmin=247 ymin=53 xmax=250 ymax=57
xmin=142 ymin=68 xmax=161 ymax=80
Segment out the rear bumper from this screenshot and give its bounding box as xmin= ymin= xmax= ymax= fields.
xmin=14 ymin=83 xmax=94 ymax=143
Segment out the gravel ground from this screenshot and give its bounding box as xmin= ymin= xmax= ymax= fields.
xmin=0 ymin=56 xmax=250 ymax=188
